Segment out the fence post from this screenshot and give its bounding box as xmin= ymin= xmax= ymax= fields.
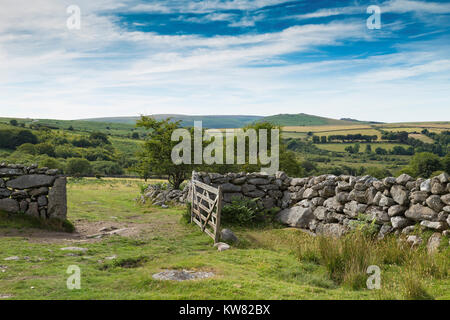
xmin=214 ymin=186 xmax=223 ymax=244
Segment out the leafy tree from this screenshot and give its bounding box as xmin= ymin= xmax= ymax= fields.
xmin=9 ymin=119 xmax=18 ymax=126
xmin=136 ymin=116 xmax=191 ymax=189
xmin=375 ymin=147 xmax=388 ymax=155
xmin=131 ymin=132 xmax=139 ymax=139
xmin=365 ymin=144 xmax=372 ymax=154
xmin=320 ymin=136 xmax=327 ymax=143
xmin=312 ymin=136 xmax=320 ymax=143
xmin=406 ymin=152 xmax=443 ymax=178
xmin=89 ymin=131 xmax=111 ymax=146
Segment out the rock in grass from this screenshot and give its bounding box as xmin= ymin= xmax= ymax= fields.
xmin=427 ymin=233 xmax=442 ymax=254
xmin=406 ymin=235 xmax=422 ymax=247
xmin=3 ymin=256 xmax=20 ymax=261
xmin=220 ymin=229 xmax=238 ymax=243
xmin=214 ymin=242 xmax=230 ymax=252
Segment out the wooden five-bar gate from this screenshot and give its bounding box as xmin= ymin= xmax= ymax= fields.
xmin=190 ymin=175 xmax=222 ymax=243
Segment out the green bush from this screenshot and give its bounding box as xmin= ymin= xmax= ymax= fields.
xmin=16 ymin=143 xmax=37 ymax=155
xmin=92 ymin=161 xmax=124 ymax=176
xmin=221 ymin=197 xmax=264 ymax=226
xmin=66 ymin=158 xmax=92 ymax=176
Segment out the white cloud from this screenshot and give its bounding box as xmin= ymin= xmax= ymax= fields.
xmin=0 ymin=0 xmax=449 ymax=122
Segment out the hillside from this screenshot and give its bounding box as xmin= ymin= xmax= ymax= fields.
xmin=82 ymin=115 xmax=263 ymax=129
xmin=261 ymin=113 xmax=365 ymax=127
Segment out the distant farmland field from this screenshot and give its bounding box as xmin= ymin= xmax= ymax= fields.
xmin=315 ymin=143 xmax=406 ymax=152
xmin=283 ymin=124 xmax=371 ymax=133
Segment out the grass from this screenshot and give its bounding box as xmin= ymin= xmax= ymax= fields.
xmin=296 ymin=231 xmax=449 ymax=298
xmin=0 ymin=178 xmax=448 ymax=300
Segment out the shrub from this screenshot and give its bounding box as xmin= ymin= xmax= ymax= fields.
xmin=66 ymin=158 xmax=92 ymax=176
xmin=221 ymin=197 xmax=263 ymax=226
xmin=35 ymin=143 xmax=56 ymax=157
xmin=92 ymin=161 xmax=124 ymax=176
xmin=16 ymin=143 xmax=37 ymax=155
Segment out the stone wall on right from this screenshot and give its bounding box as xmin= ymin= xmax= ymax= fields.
xmin=277 ymin=172 xmax=450 ymax=240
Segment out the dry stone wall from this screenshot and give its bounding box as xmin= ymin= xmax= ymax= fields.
xmin=0 ymin=163 xmax=67 ymax=220
xmin=165 ymin=171 xmax=450 ymax=239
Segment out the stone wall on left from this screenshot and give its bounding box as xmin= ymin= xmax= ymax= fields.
xmin=0 ymin=163 xmax=67 ymax=220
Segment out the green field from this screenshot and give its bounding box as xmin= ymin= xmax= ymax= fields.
xmin=315 ymin=143 xmax=406 ymax=153
xmin=0 ymin=178 xmax=448 ymax=300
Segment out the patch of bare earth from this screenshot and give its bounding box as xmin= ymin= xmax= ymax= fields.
xmin=0 ymin=219 xmax=181 ymax=244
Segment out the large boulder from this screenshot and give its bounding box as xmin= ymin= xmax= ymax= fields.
xmin=47 ymin=177 xmax=67 ymax=220
xmin=220 ymin=229 xmax=238 ymax=243
xmin=405 ymin=204 xmax=437 ymax=221
xmin=0 ymin=198 xmax=19 ymax=213
xmin=276 ymin=206 xmax=314 ymax=228
xmin=390 ymin=185 xmax=409 ymax=205
xmin=6 ymin=175 xmax=56 ymax=190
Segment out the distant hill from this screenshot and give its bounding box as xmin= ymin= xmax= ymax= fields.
xmin=82 ymin=113 xmax=369 ymax=128
xmin=340 ymin=118 xmax=384 ymax=125
xmin=82 ymin=115 xmax=263 ymax=129
xmin=260 ymin=113 xmax=364 ymax=127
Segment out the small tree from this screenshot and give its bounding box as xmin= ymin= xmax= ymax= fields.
xmin=9 ymin=119 xmax=18 ymax=126
xmin=136 ymin=116 xmax=191 ymax=189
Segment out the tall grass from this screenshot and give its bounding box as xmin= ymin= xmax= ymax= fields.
xmin=296 ymin=230 xmax=449 ymax=297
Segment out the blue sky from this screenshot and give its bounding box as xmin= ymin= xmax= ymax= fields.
xmin=0 ymin=0 xmax=449 ymax=122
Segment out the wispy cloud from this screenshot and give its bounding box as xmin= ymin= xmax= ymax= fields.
xmin=0 ymin=0 xmax=449 ymax=122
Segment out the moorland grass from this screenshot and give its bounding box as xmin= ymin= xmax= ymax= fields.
xmin=0 ymin=178 xmax=448 ymax=300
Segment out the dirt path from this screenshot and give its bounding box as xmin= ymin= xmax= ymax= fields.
xmin=0 ymin=220 xmax=155 ymax=244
